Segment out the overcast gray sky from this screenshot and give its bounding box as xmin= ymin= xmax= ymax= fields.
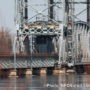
xmin=0 ymin=0 xmax=87 ymax=32
xmin=0 ymin=0 xmax=14 ymax=31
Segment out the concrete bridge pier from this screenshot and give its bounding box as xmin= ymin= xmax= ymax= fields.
xmin=9 ymin=69 xmax=17 ymax=77
xmin=26 ymin=69 xmax=32 ymax=77
xmin=53 ymin=68 xmax=66 ymax=75
xmin=40 ymin=68 xmax=47 ymax=76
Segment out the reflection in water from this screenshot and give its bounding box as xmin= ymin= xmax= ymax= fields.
xmin=0 ymin=74 xmax=90 ymax=90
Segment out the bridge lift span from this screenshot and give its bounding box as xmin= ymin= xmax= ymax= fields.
xmin=15 ymin=0 xmax=63 ymax=58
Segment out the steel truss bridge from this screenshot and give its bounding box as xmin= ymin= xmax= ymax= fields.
xmin=3 ymin=0 xmax=89 ymax=69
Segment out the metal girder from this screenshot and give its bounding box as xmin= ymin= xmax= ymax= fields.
xmin=65 ymin=0 xmax=75 ymax=66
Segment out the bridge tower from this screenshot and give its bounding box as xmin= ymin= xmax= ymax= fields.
xmin=64 ymin=0 xmax=76 ymax=67
xmin=15 ymin=0 xmax=29 ymax=54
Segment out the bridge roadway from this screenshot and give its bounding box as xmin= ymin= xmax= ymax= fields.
xmin=0 ymin=54 xmax=58 ymax=69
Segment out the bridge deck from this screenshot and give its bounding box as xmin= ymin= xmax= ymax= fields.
xmin=0 ymin=54 xmax=89 ymax=69
xmin=0 ymin=54 xmax=58 ymax=69
xmin=75 ymin=62 xmax=90 ymax=65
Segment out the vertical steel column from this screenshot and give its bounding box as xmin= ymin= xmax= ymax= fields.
xmin=24 ymin=0 xmax=28 ymax=23
xmin=15 ymin=0 xmax=29 ymax=54
xmin=87 ymin=0 xmax=90 ymax=25
xmin=15 ymin=0 xmax=27 ymax=31
xmin=19 ymin=0 xmax=24 ymax=30
xmin=48 ymin=0 xmax=54 ymax=20
xmin=65 ymin=0 xmax=75 ymax=66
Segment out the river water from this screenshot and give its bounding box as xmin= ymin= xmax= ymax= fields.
xmin=0 ymin=74 xmax=90 ymax=90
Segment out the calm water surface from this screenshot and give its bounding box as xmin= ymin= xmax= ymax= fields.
xmin=0 ymin=74 xmax=90 ymax=90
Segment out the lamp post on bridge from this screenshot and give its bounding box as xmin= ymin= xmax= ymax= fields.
xmin=29 ymin=35 xmax=33 ymax=71
xmin=11 ymin=36 xmax=17 ymax=77
xmin=9 ymin=36 xmax=17 ymax=78
xmin=13 ymin=36 xmax=17 ymax=72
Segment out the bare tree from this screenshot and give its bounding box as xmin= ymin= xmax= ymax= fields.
xmin=0 ymin=27 xmax=12 ymax=55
